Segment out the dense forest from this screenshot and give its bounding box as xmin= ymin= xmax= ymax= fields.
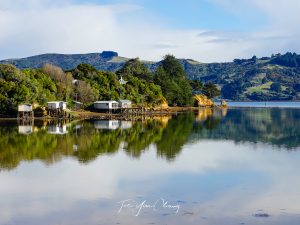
xmin=2 ymin=51 xmax=300 ymax=101
xmin=0 ymin=55 xmax=219 ymax=115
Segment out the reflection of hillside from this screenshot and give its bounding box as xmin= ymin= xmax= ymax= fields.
xmin=1 ymin=108 xmax=299 ymax=170
xmin=190 ymin=108 xmax=300 ymax=149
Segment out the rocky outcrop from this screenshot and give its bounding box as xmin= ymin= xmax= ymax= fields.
xmin=155 ymin=98 xmax=169 ymax=109
xmin=194 ymin=95 xmax=215 ymax=107
xmin=221 ymin=100 xmax=228 ymax=108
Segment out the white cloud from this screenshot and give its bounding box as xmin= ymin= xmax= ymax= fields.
xmin=0 ymin=0 xmax=300 ymax=62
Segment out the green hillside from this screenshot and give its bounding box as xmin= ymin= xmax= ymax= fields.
xmin=0 ymin=56 xmax=205 ymax=116
xmin=1 ymin=52 xmax=300 ymax=100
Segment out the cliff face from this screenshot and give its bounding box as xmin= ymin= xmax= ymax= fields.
xmin=193 ymin=95 xmax=215 ymax=107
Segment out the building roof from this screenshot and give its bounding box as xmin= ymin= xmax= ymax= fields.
xmin=47 ymin=101 xmax=67 ymax=104
xmin=94 ymin=100 xmax=119 ymax=104
xmin=18 ymin=103 xmax=32 ymax=106
xmin=118 ymin=99 xmax=132 ymax=103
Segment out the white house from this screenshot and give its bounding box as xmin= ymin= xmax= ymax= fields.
xmin=94 ymin=101 xmax=119 ymax=110
xmin=119 ymin=76 xmax=128 ymax=85
xmin=18 ymin=104 xmax=32 ymax=112
xmin=118 ymin=100 xmax=132 ymax=109
xmin=94 ymin=120 xmax=120 ymax=130
xmin=47 ymin=101 xmax=67 ymax=110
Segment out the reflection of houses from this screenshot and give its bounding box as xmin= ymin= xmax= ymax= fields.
xmin=120 ymin=121 xmax=132 ymax=129
xmin=94 ymin=101 xmax=119 ymax=112
xmin=18 ymin=104 xmax=34 ymax=119
xmin=18 ymin=125 xmax=33 ymax=134
xmin=47 ymin=125 xmax=68 ymax=134
xmin=118 ymin=100 xmax=132 ymax=108
xmin=94 ymin=120 xmax=133 ymax=130
xmin=94 ymin=120 xmax=120 ymax=130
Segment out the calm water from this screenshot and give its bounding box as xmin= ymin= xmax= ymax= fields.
xmin=1 ymin=106 xmax=300 ymax=225
xmin=224 ymin=101 xmax=300 ymax=108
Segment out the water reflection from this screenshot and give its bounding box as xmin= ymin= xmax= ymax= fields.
xmin=48 ymin=125 xmax=68 ymax=135
xmin=0 ymin=108 xmax=300 ymax=170
xmin=94 ymin=120 xmax=132 ymax=130
xmin=18 ymin=125 xmax=34 ymax=135
xmin=191 ymin=108 xmax=300 ymax=148
xmin=1 ymin=108 xmax=300 ymax=225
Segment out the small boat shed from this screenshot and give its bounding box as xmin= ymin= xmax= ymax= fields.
xmin=18 ymin=104 xmax=34 ymax=119
xmin=118 ymin=100 xmax=132 ymax=109
xmin=47 ymin=101 xmax=67 ymax=110
xmin=94 ymin=101 xmax=119 ymax=112
xmin=47 ymin=101 xmax=68 ymax=117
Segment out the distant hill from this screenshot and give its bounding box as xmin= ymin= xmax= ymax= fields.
xmin=1 ymin=51 xmax=300 ymax=100
xmin=0 ymin=51 xmax=125 ymax=71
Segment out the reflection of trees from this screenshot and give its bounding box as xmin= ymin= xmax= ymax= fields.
xmin=0 ymin=127 xmax=58 ymax=170
xmin=190 ymin=108 xmax=300 ymax=149
xmin=0 ymin=116 xmax=195 ymax=170
xmin=156 ymin=114 xmax=194 ymax=161
xmin=73 ymin=125 xmax=122 ymax=163
xmin=124 ymin=121 xmax=164 ymax=158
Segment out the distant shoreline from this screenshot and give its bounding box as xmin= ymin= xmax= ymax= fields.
xmin=1 ymin=101 xmax=300 ymax=120
xmin=217 ymin=100 xmax=300 ymax=102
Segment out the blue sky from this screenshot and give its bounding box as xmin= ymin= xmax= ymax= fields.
xmin=74 ymin=0 xmax=267 ymax=30
xmin=0 ymin=0 xmax=299 ymax=62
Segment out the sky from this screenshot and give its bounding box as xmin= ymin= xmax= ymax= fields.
xmin=0 ymin=0 xmax=300 ymax=62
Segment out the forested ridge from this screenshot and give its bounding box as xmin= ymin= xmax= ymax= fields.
xmin=1 ymin=51 xmax=300 ymax=101
xmin=0 ymin=55 xmax=219 ymax=115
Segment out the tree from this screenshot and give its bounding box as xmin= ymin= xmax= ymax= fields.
xmin=42 ymin=63 xmax=65 ymax=82
xmin=190 ymin=80 xmax=203 ymax=92
xmin=154 ymin=55 xmax=193 ymax=106
xmin=43 ymin=64 xmax=74 ymax=101
xmin=251 ymin=55 xmax=257 ymax=62
xmin=116 ymin=58 xmax=152 ymax=82
xmin=262 ymin=77 xmax=268 ymax=84
xmin=203 ymin=82 xmax=220 ymax=99
xmin=71 ymin=63 xmax=98 ymax=80
xmin=270 ymin=82 xmax=282 ymax=93
xmin=70 ymin=63 xmax=164 ymax=106
xmin=74 ymin=80 xmax=97 ymax=104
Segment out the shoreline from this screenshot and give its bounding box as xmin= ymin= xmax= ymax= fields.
xmin=2 ymin=101 xmax=300 ymax=120
xmin=0 ymin=107 xmax=216 ymax=121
